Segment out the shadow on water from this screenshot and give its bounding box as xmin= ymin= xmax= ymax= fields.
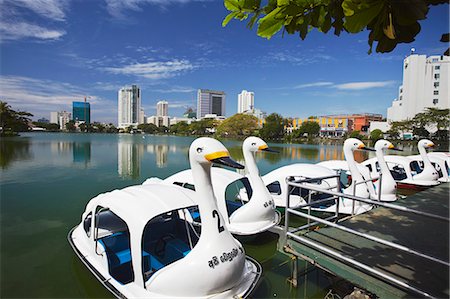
xmin=0 ymin=137 xmax=32 ymax=169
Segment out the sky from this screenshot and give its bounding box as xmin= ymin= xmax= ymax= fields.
xmin=1 ymin=0 xmax=449 ymax=124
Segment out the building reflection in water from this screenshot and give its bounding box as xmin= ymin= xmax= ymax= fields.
xmin=155 ymin=144 xmax=168 ymax=168
xmin=318 ymin=147 xmax=344 ymax=162
xmin=144 ymin=144 xmax=170 ymax=168
xmin=51 ymin=141 xmax=72 ymax=154
xmin=118 ymin=142 xmax=144 ymax=179
xmin=73 ymin=142 xmax=91 ymax=166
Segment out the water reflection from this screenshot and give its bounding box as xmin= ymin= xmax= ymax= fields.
xmin=118 ymin=142 xmax=144 ymax=179
xmin=51 ymin=141 xmax=72 ymax=154
xmin=0 ymin=138 xmax=32 ymax=169
xmin=73 ymin=142 xmax=91 ymax=166
xmin=146 ymin=144 xmax=169 ymax=168
xmin=287 ymin=147 xmax=320 ymax=162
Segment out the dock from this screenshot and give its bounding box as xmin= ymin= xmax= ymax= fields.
xmin=283 ymin=183 xmax=449 ymax=298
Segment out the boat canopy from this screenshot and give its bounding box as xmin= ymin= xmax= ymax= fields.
xmin=83 ymin=183 xmax=197 ymax=226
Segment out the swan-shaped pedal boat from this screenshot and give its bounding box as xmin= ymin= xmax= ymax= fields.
xmin=145 ymin=136 xmax=280 ymax=235
xmin=360 ymin=139 xmax=403 ymax=201
xmin=68 ymin=137 xmax=261 ymax=298
xmin=258 ymin=139 xmax=372 ymax=215
xmin=407 ymin=143 xmax=449 ymax=183
xmin=317 ymin=139 xmax=380 ymax=201
xmin=382 ymin=139 xmax=440 ymax=190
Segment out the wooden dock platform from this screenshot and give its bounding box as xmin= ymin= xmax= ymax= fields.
xmin=285 ymin=183 xmax=449 ymax=298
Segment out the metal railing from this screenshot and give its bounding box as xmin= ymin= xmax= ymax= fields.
xmin=283 ymin=176 xmax=449 ymax=299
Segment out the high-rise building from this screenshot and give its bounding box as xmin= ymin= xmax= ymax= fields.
xmin=118 ymin=85 xmax=142 ymax=129
xmin=387 ymin=54 xmax=449 ymax=122
xmin=72 ymin=101 xmax=91 ymax=124
xmin=238 ymin=90 xmax=254 ymax=113
xmin=50 ymin=111 xmax=71 ymax=130
xmin=197 ymin=89 xmax=226 ymax=118
xmin=157 ymin=100 xmax=168 ymax=117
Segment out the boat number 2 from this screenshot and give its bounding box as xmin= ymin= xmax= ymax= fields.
xmin=212 ymin=210 xmax=224 ymax=233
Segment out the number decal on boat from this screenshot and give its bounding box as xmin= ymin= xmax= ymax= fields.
xmin=212 ymin=210 xmax=224 ymax=233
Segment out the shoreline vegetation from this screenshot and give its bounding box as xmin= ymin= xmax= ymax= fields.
xmin=1 ymin=101 xmax=449 ymax=149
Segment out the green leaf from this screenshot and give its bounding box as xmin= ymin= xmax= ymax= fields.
xmin=224 ymin=0 xmax=241 ymax=11
xmin=320 ymin=12 xmax=332 ymax=33
xmin=298 ymin=22 xmax=308 ymax=39
xmin=222 ymin=11 xmax=240 ymax=27
xmin=277 ymin=0 xmax=290 ymax=6
xmin=257 ymin=7 xmax=285 ymax=39
xmin=343 ymin=0 xmax=384 ymax=33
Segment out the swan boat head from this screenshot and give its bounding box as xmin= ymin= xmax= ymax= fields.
xmin=228 ymin=136 xmax=280 ymax=234
xmin=413 ymin=139 xmax=439 ymax=182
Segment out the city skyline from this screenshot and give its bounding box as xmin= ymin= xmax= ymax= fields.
xmin=0 ymin=1 xmax=448 ymax=124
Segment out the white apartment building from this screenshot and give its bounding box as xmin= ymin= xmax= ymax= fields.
xmin=197 ymin=89 xmax=226 ymax=118
xmin=118 ymin=85 xmax=142 ymax=129
xmin=147 ymin=116 xmax=170 ymax=127
xmin=387 ymin=54 xmax=449 ymax=122
xmin=238 ymin=90 xmax=254 ymax=113
xmin=157 ymin=100 xmax=168 ymax=117
xmin=50 ymin=111 xmax=71 ymax=130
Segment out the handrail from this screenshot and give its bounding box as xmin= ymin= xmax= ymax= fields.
xmin=283 ymin=178 xmax=449 ymax=299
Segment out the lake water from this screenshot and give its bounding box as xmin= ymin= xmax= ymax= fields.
xmin=0 ymin=133 xmax=417 ymax=298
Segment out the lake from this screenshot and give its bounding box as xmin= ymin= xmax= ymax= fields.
xmin=0 ymin=133 xmax=417 ymax=298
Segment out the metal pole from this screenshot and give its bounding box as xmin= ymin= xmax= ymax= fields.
xmin=377 ymin=172 xmax=382 ymax=202
xmin=287 ymin=233 xmax=436 ymax=299
xmin=336 ymin=170 xmax=341 ymax=222
xmin=288 ymin=182 xmax=448 ymax=222
xmin=290 ymin=209 xmax=450 ymax=267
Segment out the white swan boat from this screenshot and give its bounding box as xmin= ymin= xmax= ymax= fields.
xmin=257 ymin=139 xmax=373 ymax=215
xmin=360 ymin=139 xmax=403 ymax=201
xmin=407 ymin=153 xmax=450 ymax=183
xmin=317 ymin=138 xmax=379 ymax=202
xmin=68 ymin=137 xmax=261 ymax=298
xmin=145 ymin=136 xmax=280 ymax=236
xmin=381 ymin=139 xmax=440 ymax=190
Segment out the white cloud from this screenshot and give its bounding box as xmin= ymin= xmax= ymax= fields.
xmin=334 ymin=81 xmax=396 ymax=90
xmin=153 ymin=86 xmax=196 ymax=93
xmin=5 ymin=0 xmax=68 ymax=21
xmin=0 ymin=76 xmax=107 ymax=118
xmin=0 ymin=0 xmax=67 ymax=41
xmin=0 ymin=22 xmax=66 ymax=41
xmin=294 ymin=82 xmax=334 ymax=89
xmin=103 ymin=60 xmax=194 ymax=79
xmin=105 ymin=0 xmax=210 ymax=18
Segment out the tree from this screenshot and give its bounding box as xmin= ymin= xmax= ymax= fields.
xmin=66 ymin=120 xmax=76 ymax=132
xmin=215 ymin=114 xmax=259 ymax=138
xmin=137 ymin=123 xmax=159 ymax=134
xmin=170 ymin=122 xmax=190 ymax=135
xmin=223 ymin=0 xmax=448 ymax=54
xmin=259 ymin=113 xmax=286 ymax=140
xmin=189 ymin=119 xmax=217 ymax=135
xmin=0 ymin=101 xmax=33 ymax=135
xmin=412 ymin=126 xmax=430 ymax=138
xmin=295 ymin=121 xmax=320 ymax=138
xmin=369 ymin=129 xmax=383 ymax=141
xmin=349 ymin=130 xmax=363 ymax=140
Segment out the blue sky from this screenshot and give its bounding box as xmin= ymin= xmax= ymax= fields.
xmin=1 ymin=0 xmax=448 ymax=124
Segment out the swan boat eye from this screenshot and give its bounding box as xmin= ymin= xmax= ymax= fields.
xmin=252 ymin=143 xmax=256 ymax=146
xmin=197 ymin=147 xmax=203 ymax=153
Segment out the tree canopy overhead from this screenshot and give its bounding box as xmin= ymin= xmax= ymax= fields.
xmin=223 ymin=0 xmax=448 ymax=54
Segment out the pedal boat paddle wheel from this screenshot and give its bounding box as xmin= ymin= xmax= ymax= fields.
xmin=68 ymin=137 xmax=261 ymax=298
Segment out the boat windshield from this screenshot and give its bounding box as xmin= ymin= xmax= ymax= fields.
xmin=141 ymin=208 xmax=200 ymax=284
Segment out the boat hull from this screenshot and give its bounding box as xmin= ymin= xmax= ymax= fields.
xmin=68 ymin=227 xmax=261 ymax=298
